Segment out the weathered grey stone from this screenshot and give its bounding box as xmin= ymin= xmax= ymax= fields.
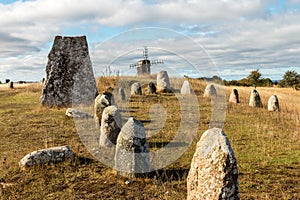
xmin=229 ymin=89 xmax=239 ymax=103
xmin=99 ymin=106 xmax=122 ymax=148
xmin=268 ymin=95 xmax=279 ymax=111
xmin=203 ymin=84 xmax=217 ymax=97
xmin=40 ymin=36 xmax=98 ymax=107
xmin=157 ymin=70 xmax=171 ymax=92
xmin=187 ymin=128 xmax=239 ymax=200
xmin=131 ymin=82 xmax=142 ymax=95
xmin=148 ymin=81 xmax=157 ymax=94
xmin=19 ymin=146 xmax=73 ymax=168
xmin=9 ymin=81 xmax=13 ymax=89
xmin=94 ymin=92 xmax=112 ymax=128
xmin=180 ymin=80 xmax=193 ymax=95
xmin=249 ymin=89 xmax=263 ymax=107
xmin=115 ymin=117 xmax=150 ymax=178
xmin=119 ymin=87 xmax=126 ymax=101
xmin=65 ymin=108 xmax=92 ymax=118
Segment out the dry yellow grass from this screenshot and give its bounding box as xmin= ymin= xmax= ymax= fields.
xmin=0 ymin=77 xmax=299 ymax=199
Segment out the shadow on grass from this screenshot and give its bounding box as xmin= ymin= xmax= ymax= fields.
xmin=149 ymin=168 xmax=190 ymax=182
xmin=148 ymin=141 xmax=188 ymax=148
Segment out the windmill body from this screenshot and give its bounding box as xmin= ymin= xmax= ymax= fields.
xmin=130 ymin=46 xmax=164 ymax=76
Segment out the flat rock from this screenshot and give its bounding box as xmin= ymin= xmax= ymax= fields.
xmin=249 ymin=89 xmax=263 ymax=107
xmin=40 ymin=36 xmax=98 ymax=107
xmin=268 ymin=95 xmax=279 ymax=111
xmin=187 ymin=128 xmax=239 ymax=200
xmin=99 ymin=106 xmax=122 ymax=148
xmin=65 ymin=108 xmax=93 ymax=118
xmin=19 ymin=146 xmax=73 ymax=169
xmin=115 ymin=117 xmax=150 ymax=178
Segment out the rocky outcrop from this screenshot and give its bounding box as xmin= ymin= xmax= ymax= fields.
xmin=19 ymin=146 xmax=73 ymax=169
xmin=40 ymin=36 xmax=98 ymax=107
xmin=99 ymin=106 xmax=122 ymax=148
xmin=187 ymin=128 xmax=239 ymax=200
xmin=115 ymin=117 xmax=150 ymax=178
xmin=268 ymin=95 xmax=279 ymax=111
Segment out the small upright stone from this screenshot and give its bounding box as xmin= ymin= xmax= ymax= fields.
xmin=203 ymin=84 xmax=217 ymax=97
xmin=157 ymin=70 xmax=171 ymax=92
xmin=94 ymin=92 xmax=113 ymax=128
xmin=180 ymin=80 xmax=193 ymax=95
xmin=99 ymin=106 xmax=122 ymax=148
xmin=115 ymin=117 xmax=150 ymax=178
xmin=131 ymin=82 xmax=142 ymax=95
xmin=268 ymin=95 xmax=279 ymax=111
xmin=249 ymin=89 xmax=263 ymax=107
xmin=9 ymin=81 xmax=13 ymax=89
xmin=187 ymin=128 xmax=239 ymax=200
xmin=148 ymin=81 xmax=157 ymax=94
xmin=229 ymin=89 xmax=239 ymax=103
xmin=19 ymin=146 xmax=73 ymax=169
xmin=119 ymin=87 xmax=126 ymax=101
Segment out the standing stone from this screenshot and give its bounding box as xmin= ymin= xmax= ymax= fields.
xmin=203 ymin=84 xmax=217 ymax=97
xmin=99 ymin=106 xmax=122 ymax=148
xmin=229 ymin=89 xmax=239 ymax=103
xmin=9 ymin=81 xmax=13 ymax=89
xmin=249 ymin=89 xmax=263 ymax=107
xmin=187 ymin=128 xmax=239 ymax=200
xmin=148 ymin=81 xmax=157 ymax=94
xmin=157 ymin=70 xmax=171 ymax=92
xmin=180 ymin=80 xmax=193 ymax=95
xmin=268 ymin=95 xmax=279 ymax=111
xmin=115 ymin=117 xmax=150 ymax=178
xmin=131 ymin=82 xmax=142 ymax=95
xmin=40 ymin=36 xmax=98 ymax=107
xmin=94 ymin=92 xmax=112 ymax=128
xmin=119 ymin=87 xmax=126 ymax=101
xmin=19 ymin=146 xmax=73 ymax=169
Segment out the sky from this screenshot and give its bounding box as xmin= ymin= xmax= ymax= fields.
xmin=0 ymin=0 xmax=300 ymax=82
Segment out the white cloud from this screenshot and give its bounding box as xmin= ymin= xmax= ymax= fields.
xmin=0 ymin=0 xmax=299 ymax=81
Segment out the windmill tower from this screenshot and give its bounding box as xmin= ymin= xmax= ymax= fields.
xmin=129 ymin=46 xmax=164 ymax=76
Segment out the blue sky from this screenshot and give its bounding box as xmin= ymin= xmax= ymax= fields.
xmin=0 ymin=0 xmax=299 ymax=82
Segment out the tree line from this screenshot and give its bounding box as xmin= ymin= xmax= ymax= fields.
xmin=223 ymin=69 xmax=300 ymax=90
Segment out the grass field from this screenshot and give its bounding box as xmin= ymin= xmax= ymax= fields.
xmin=0 ymin=78 xmax=299 ymax=199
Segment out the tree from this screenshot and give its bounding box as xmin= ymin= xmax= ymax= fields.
xmin=279 ymin=70 xmax=300 ymax=89
xmin=247 ymin=69 xmax=262 ymax=87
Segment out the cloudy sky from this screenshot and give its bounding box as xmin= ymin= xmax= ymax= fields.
xmin=0 ymin=0 xmax=299 ymax=82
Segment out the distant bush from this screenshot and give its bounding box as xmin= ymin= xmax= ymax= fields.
xmin=278 ymin=70 xmax=300 ymax=89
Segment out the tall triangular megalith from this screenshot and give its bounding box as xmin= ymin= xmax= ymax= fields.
xmin=40 ymin=36 xmax=98 ymax=107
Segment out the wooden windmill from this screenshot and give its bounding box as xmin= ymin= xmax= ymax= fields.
xmin=129 ymin=46 xmax=164 ymax=76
